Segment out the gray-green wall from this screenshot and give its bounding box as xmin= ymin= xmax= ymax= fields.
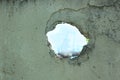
xmin=0 ymin=0 xmax=120 ymax=80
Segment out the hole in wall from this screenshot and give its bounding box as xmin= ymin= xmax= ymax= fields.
xmin=46 ymin=22 xmax=89 ymax=59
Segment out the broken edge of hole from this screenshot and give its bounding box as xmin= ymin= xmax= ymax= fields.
xmin=45 ymin=21 xmax=95 ymax=65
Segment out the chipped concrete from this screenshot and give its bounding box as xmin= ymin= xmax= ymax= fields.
xmin=0 ymin=0 xmax=120 ymax=80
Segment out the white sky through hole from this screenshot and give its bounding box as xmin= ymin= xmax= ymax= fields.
xmin=46 ymin=23 xmax=88 ymax=58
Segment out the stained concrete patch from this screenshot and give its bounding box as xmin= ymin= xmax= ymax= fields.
xmin=89 ymin=0 xmax=118 ymax=7
xmin=89 ymin=6 xmax=120 ymax=43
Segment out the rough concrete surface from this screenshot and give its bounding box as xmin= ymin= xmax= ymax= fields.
xmin=0 ymin=0 xmax=120 ymax=80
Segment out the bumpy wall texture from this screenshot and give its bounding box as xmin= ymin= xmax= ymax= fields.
xmin=0 ymin=0 xmax=120 ymax=80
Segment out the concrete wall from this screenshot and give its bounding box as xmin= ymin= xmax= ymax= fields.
xmin=0 ymin=0 xmax=120 ymax=80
